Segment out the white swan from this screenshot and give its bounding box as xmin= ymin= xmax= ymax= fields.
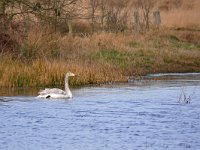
xmin=37 ymin=72 xmax=75 ymax=99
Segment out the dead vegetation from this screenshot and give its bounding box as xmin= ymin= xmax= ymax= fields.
xmin=0 ymin=0 xmax=200 ymax=87
xmin=0 ymin=26 xmax=200 ymax=87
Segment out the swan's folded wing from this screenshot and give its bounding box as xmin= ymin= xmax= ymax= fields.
xmin=38 ymin=88 xmax=66 ymax=95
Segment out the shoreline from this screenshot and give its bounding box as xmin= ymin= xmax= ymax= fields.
xmin=1 ymin=72 xmax=200 ymax=97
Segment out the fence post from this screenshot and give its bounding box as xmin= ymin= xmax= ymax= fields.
xmin=153 ymin=11 xmax=161 ymax=28
xmin=133 ymin=11 xmax=140 ymax=32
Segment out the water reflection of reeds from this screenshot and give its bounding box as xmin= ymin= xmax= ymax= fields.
xmin=0 ymin=87 xmax=39 ymax=96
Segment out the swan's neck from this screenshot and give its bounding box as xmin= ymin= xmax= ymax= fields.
xmin=65 ymin=76 xmax=72 ymax=97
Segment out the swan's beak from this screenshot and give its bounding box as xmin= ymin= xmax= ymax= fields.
xmin=67 ymin=71 xmax=76 ymax=77
xmin=71 ymin=73 xmax=75 ymax=77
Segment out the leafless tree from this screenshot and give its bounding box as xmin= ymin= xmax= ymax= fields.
xmin=102 ymin=0 xmax=129 ymax=32
xmin=88 ymin=0 xmax=99 ymax=32
xmin=132 ymin=0 xmax=156 ymax=30
xmin=99 ymin=0 xmax=107 ymax=30
xmin=1 ymin=0 xmax=80 ymax=34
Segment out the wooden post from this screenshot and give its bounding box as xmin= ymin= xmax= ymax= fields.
xmin=67 ymin=14 xmax=73 ymax=36
xmin=153 ymin=11 xmax=161 ymax=28
xmin=133 ymin=11 xmax=140 ymax=32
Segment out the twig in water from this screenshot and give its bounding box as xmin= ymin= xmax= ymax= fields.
xmin=178 ymin=88 xmax=193 ymax=104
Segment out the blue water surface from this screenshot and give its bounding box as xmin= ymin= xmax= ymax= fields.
xmin=0 ymin=74 xmax=200 ymax=150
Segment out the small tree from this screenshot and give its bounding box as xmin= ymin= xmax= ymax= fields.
xmin=100 ymin=0 xmax=107 ymax=30
xmin=88 ymin=0 xmax=99 ymax=32
xmin=104 ymin=0 xmax=129 ymax=32
xmin=133 ymin=0 xmax=155 ymax=30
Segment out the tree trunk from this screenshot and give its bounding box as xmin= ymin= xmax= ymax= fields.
xmin=0 ymin=0 xmax=5 ymax=15
xmin=91 ymin=7 xmax=95 ymax=32
xmin=0 ymin=0 xmax=6 ymax=31
xmin=101 ymin=0 xmax=105 ymax=31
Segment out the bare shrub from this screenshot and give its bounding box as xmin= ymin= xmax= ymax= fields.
xmin=178 ymin=86 xmax=197 ymax=104
xmin=132 ymin=0 xmax=156 ymax=30
xmin=0 ymin=32 xmax=19 ymax=56
xmin=178 ymin=87 xmax=191 ymax=104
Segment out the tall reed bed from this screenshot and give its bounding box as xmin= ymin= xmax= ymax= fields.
xmin=0 ymin=27 xmax=200 ymax=87
xmin=0 ymin=57 xmax=126 ymax=87
xmin=161 ymin=9 xmax=200 ymax=29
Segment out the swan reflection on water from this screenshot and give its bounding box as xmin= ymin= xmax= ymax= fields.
xmin=37 ymin=72 xmax=75 ymax=99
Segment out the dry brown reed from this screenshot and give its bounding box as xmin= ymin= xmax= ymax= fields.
xmin=0 ymin=57 xmax=127 ymax=87
xmin=0 ymin=26 xmax=200 ymax=87
xmin=161 ymin=9 xmax=200 ymax=29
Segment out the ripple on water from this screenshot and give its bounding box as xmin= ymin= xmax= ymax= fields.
xmin=0 ymin=74 xmax=200 ymax=150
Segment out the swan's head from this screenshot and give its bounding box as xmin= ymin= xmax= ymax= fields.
xmin=66 ymin=71 xmax=75 ymax=77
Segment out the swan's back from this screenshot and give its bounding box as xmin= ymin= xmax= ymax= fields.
xmin=38 ymin=88 xmax=66 ymax=95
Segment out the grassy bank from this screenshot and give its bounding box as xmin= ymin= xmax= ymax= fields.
xmin=0 ymin=29 xmax=200 ymax=87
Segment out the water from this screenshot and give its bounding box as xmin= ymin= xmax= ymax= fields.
xmin=0 ymin=73 xmax=200 ymax=150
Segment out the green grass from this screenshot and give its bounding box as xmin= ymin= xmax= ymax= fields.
xmin=92 ymin=49 xmax=129 ymax=68
xmin=157 ymin=34 xmax=200 ymax=50
xmin=129 ymin=41 xmax=144 ymax=48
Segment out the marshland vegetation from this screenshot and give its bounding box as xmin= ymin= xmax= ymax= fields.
xmin=0 ymin=0 xmax=200 ymax=87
